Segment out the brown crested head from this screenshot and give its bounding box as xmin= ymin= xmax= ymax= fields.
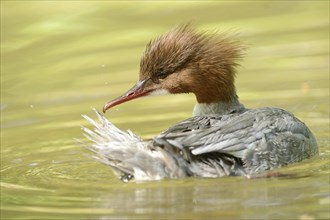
xmin=103 ymin=24 xmax=244 ymax=113
xmin=139 ymin=24 xmax=244 ymax=103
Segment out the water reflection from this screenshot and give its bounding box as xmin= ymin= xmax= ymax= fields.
xmin=94 ymin=172 xmax=328 ymax=219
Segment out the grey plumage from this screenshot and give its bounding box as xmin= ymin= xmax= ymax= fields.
xmin=82 ymin=107 xmax=318 ymax=181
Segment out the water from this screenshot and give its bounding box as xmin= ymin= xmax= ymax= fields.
xmin=1 ymin=1 xmax=329 ymax=219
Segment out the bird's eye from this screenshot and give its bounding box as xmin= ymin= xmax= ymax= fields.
xmin=158 ymin=71 xmax=167 ymax=79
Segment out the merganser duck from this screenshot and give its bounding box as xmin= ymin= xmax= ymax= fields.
xmin=82 ymin=24 xmax=318 ymax=182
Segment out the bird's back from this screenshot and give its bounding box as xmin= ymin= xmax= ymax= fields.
xmin=153 ymin=107 xmax=318 ymax=176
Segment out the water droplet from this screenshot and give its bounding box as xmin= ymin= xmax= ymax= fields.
xmin=28 ymin=162 xmax=39 ymax=167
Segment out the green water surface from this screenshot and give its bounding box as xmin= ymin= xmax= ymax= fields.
xmin=1 ymin=1 xmax=329 ymax=220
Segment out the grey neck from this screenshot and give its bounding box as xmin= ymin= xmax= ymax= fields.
xmin=193 ymin=99 xmax=245 ymax=116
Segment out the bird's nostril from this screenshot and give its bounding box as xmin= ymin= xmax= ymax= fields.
xmin=127 ymin=91 xmax=135 ymax=97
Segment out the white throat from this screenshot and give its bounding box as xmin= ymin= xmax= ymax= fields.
xmin=193 ymin=99 xmax=244 ymax=116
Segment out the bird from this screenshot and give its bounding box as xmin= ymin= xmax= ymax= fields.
xmin=81 ymin=24 xmax=318 ymax=182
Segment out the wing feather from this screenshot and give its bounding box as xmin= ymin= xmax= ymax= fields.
xmin=154 ymin=108 xmax=291 ymax=159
